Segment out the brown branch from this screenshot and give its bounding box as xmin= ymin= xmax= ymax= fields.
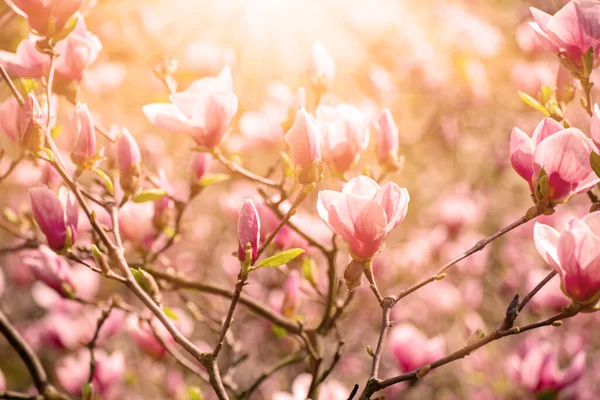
xmin=213 ymin=270 xmax=248 ymax=358
xmin=239 ymin=350 xmax=306 ymax=399
xmin=0 ymin=63 xmax=24 ymax=106
xmin=213 ymin=149 xmax=280 ymax=188
xmin=86 ymin=302 xmax=115 ymax=383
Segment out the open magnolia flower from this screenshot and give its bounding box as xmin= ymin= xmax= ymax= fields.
xmin=530 ymin=0 xmax=600 ymax=69
xmin=534 ymin=213 xmax=600 ymax=305
xmin=318 ymin=175 xmax=409 ymax=261
xmin=143 ymin=66 xmax=238 ymax=148
xmin=509 ymin=118 xmax=599 ymax=205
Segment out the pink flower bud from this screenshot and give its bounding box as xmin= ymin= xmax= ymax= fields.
xmin=285 ymin=108 xmax=323 ymax=183
xmin=374 ymin=108 xmax=399 ymax=165
xmin=190 ymin=152 xmax=211 ymax=181
xmin=119 ymin=202 xmax=155 ymax=250
xmin=389 ymin=324 xmax=445 ymax=373
xmin=8 ymin=0 xmax=82 ymax=36
xmin=55 ymin=17 xmax=102 ymax=82
xmin=143 ymin=66 xmax=238 ymax=148
xmin=510 ymin=118 xmax=599 ymax=205
xmin=56 ymin=349 xmax=125 ymax=397
xmin=281 ymin=270 xmax=301 ymax=317
xmin=529 ymin=1 xmax=600 ymax=69
xmin=23 ymin=245 xmax=76 ymax=296
xmin=505 ymin=341 xmax=585 ymax=394
xmin=18 ymin=93 xmax=45 ymax=154
xmin=317 ymin=104 xmax=369 ymax=173
xmin=237 ymin=199 xmax=260 ymax=263
xmin=117 ymin=129 xmax=142 ymax=195
xmin=318 ymin=175 xmax=409 ymax=260
xmin=29 ymin=186 xmax=79 ymax=252
xmin=307 ymin=42 xmax=335 ymax=91
xmin=534 ymin=213 xmax=600 ymax=304
xmin=70 ymin=103 xmax=96 ymax=167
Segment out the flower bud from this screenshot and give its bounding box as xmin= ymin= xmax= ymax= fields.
xmin=307 ymin=42 xmax=335 ymax=92
xmin=375 ymin=108 xmax=399 ymax=166
xmin=284 ymin=108 xmax=323 ymax=184
xmin=281 ymin=270 xmax=300 ymax=317
xmin=18 ymin=93 xmax=45 ymax=154
xmin=70 ymin=103 xmax=96 ymax=168
xmin=237 ymin=199 xmax=260 ymax=263
xmin=9 ymin=0 xmax=83 ymax=36
xmin=29 ymin=186 xmax=79 ymax=252
xmin=117 ymin=129 xmax=142 ymax=196
xmin=344 ymin=260 xmax=364 ymax=291
xmin=189 ymin=152 xmax=211 ymax=197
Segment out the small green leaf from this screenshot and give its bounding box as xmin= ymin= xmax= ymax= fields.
xmin=82 ymin=382 xmax=93 ymax=400
xmin=188 ymin=386 xmax=202 ymax=400
xmin=252 ymin=248 xmax=305 ymax=270
xmin=540 ymin=85 xmax=554 ymax=106
xmin=131 ymin=268 xmax=151 ymax=293
xmin=198 ymin=173 xmax=230 ymax=187
xmin=280 ymin=152 xmax=295 ymax=178
xmin=50 ymin=125 xmax=62 ymax=139
xmin=590 ymin=152 xmax=600 ymax=178
xmin=133 ymin=188 xmax=168 ymax=203
xmin=42 ymin=148 xmax=54 ymax=162
xmin=163 ymin=306 xmax=179 ymax=321
xmin=518 ymin=91 xmax=550 ymax=116
xmin=271 ymin=324 xmax=288 ymax=338
xmin=91 ymin=168 xmax=114 ymax=195
xmin=20 ymin=78 xmax=38 ymax=94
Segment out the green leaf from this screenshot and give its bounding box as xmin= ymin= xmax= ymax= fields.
xmin=91 ymin=168 xmax=114 ymax=195
xmin=271 ymin=324 xmax=288 ymax=338
xmin=198 ymin=173 xmax=230 ymax=187
xmin=20 ymin=78 xmax=38 ymax=94
xmin=252 ymin=249 xmax=305 ymax=270
xmin=280 ymin=152 xmax=295 ymax=178
xmin=131 ymin=268 xmax=151 ymax=293
xmin=518 ymin=91 xmax=550 ymax=116
xmin=540 ymin=85 xmax=554 ymax=106
xmin=163 ymin=306 xmax=179 ymax=321
xmin=188 ymin=386 xmax=202 ymax=400
xmin=590 ymin=152 xmax=600 ymax=178
xmin=82 ymin=382 xmax=93 ymax=400
xmin=133 ymin=188 xmax=168 ymax=203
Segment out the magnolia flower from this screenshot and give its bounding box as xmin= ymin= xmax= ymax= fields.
xmin=70 ymin=103 xmax=96 ymax=167
xmin=23 ymin=245 xmax=76 ymax=296
xmin=505 ymin=341 xmax=585 ymax=395
xmin=374 ymin=108 xmax=399 ymax=166
xmin=7 ymin=0 xmax=82 ymax=36
xmin=284 ymin=108 xmax=322 ymax=184
xmin=18 ymin=93 xmax=45 ymax=154
xmin=237 ymin=199 xmax=260 ymax=263
xmin=389 ymin=324 xmax=445 ymax=373
xmin=318 ymin=175 xmax=409 ymax=260
xmin=317 ymin=104 xmax=369 ymax=173
xmin=118 ymin=129 xmax=142 ymax=195
xmin=307 ymin=42 xmax=335 ymax=91
xmin=530 ymin=1 xmax=600 ymax=69
xmin=0 ymin=16 xmax=101 ymax=82
xmin=118 ymin=202 xmax=155 ymax=250
xmin=56 ymin=349 xmax=125 ymax=398
xmin=534 ymin=213 xmax=600 ymax=304
xmin=29 ymin=186 xmax=79 ymax=252
xmin=509 ymin=118 xmax=599 ymax=205
xmin=143 ymin=66 xmax=238 ymax=148
xmin=273 ymin=373 xmax=346 ymax=400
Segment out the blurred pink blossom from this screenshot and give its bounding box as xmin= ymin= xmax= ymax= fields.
xmin=389 ymin=323 xmax=445 ymax=373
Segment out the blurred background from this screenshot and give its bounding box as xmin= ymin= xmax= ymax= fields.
xmin=2 ymin=0 xmax=600 ymax=399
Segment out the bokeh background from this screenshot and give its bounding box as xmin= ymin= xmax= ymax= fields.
xmin=1 ymin=0 xmax=600 ymax=399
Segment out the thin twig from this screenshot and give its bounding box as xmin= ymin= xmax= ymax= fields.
xmin=239 ymin=350 xmax=306 ymax=399
xmin=0 ymin=63 xmax=24 ymax=106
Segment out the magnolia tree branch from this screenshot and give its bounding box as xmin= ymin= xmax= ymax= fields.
xmin=0 ymin=63 xmax=24 ymax=106
xmin=0 ymin=309 xmax=70 ymax=400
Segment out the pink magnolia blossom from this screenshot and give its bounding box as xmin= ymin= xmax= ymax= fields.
xmin=317 ymin=104 xmax=369 ymax=174
xmin=118 ymin=202 xmax=155 ymax=250
xmin=530 ymin=1 xmax=600 ymax=68
xmin=389 ymin=323 xmax=445 ymax=373
xmin=285 ymin=108 xmax=321 ymax=170
xmin=374 ymin=108 xmax=399 ymax=165
xmin=127 ymin=313 xmax=192 ymax=359
xmin=56 ymin=349 xmax=125 ymax=398
xmin=238 ymin=199 xmax=261 ymax=263
xmin=505 ymin=341 xmax=585 ymax=395
xmin=318 ymin=176 xmax=409 ymax=260
xmin=534 ymin=213 xmax=600 ymax=304
xmin=307 ymin=42 xmax=335 ymax=91
xmin=190 ymin=152 xmax=211 ymax=181
xmin=70 ymin=103 xmax=96 ymax=167
xmin=29 ymin=186 xmax=79 ymax=252
xmin=7 ymin=0 xmax=82 ymax=36
xmin=117 ymin=129 xmax=142 ymax=195
xmin=0 ymin=16 xmax=101 ymax=82
xmin=273 ymin=373 xmax=346 ymax=400
xmin=23 ymin=245 xmax=76 ymax=296
xmin=143 ymin=66 xmax=238 ymax=148
xmin=510 ymin=118 xmax=599 ymax=204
